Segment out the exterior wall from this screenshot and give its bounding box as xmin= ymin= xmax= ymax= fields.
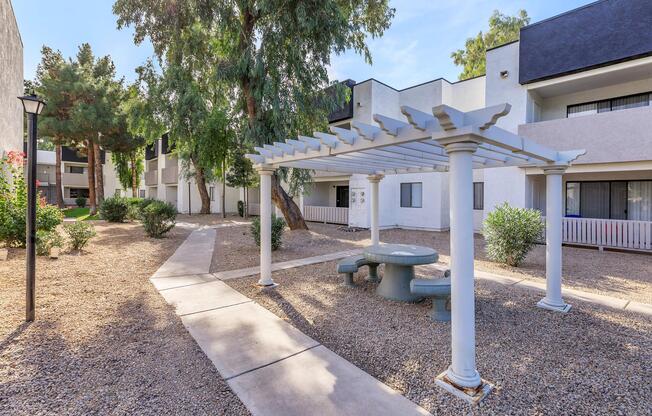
xmin=0 ymin=0 xmax=23 ymax=156
xmin=518 ymin=106 xmax=652 ymax=165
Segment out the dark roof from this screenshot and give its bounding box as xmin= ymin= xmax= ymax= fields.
xmin=519 ymin=0 xmax=652 ymax=84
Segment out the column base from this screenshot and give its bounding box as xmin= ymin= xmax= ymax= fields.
xmin=435 ymin=370 xmax=493 ymax=405
xmin=537 ymin=298 xmax=571 ymax=313
xmin=256 ymin=281 xmax=278 ymax=289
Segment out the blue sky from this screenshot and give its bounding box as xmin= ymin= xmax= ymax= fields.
xmin=14 ymin=0 xmax=594 ymax=88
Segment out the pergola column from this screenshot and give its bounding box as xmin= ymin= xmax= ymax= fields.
xmin=367 ymin=174 xmax=384 ymax=246
xmin=537 ymin=166 xmax=571 ymax=312
xmin=442 ymin=141 xmax=482 ymax=389
xmin=257 ymin=165 xmax=277 ymax=287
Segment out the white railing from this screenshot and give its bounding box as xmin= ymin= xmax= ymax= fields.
xmin=303 ymin=205 xmax=349 ymax=225
xmin=543 ymin=217 xmax=652 ymax=251
xmin=247 ymin=203 xmax=260 ymax=216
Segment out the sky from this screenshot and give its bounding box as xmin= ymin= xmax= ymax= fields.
xmin=13 ymin=0 xmax=595 ymax=89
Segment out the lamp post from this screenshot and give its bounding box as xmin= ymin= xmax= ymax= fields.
xmin=18 ymin=94 xmax=46 ymax=322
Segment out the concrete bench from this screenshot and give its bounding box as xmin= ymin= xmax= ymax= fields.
xmin=336 ymin=255 xmax=380 ymax=287
xmin=410 ymin=270 xmax=451 ymax=321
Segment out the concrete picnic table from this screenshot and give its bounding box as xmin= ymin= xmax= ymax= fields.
xmin=363 ymin=243 xmax=439 ymax=302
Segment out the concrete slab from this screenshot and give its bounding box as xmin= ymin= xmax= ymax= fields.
xmin=161 ymin=280 xmax=251 ymax=316
xmin=214 ymin=249 xmax=364 ymax=281
xmin=228 ymin=345 xmax=431 ymax=416
xmin=625 ymin=301 xmax=652 ymax=316
xmin=152 ymin=228 xmax=216 ymax=278
xmin=150 ymin=273 xmax=217 ymax=291
xmin=181 ymin=302 xmax=320 ymax=379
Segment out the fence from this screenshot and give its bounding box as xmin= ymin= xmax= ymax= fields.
xmin=543 ymin=217 xmax=652 ymax=251
xmin=303 ymin=205 xmax=349 ymax=225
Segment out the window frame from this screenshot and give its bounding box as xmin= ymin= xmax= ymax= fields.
xmin=400 ymin=182 xmax=423 ymax=208
xmin=567 ymin=91 xmax=651 ymax=118
xmin=473 ymin=182 xmax=484 ymax=210
xmin=209 ymin=186 xmax=215 ymax=202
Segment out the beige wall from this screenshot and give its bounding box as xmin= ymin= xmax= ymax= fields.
xmin=0 ymin=0 xmax=23 ymax=156
xmin=519 ymin=106 xmax=652 ymax=165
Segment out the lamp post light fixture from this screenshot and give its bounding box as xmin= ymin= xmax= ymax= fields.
xmin=18 ymin=94 xmax=46 ymax=322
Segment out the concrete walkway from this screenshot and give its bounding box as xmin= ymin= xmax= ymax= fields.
xmin=150 ymin=228 xmax=430 ymax=416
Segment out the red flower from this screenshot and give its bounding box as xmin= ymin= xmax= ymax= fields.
xmin=36 ymin=179 xmax=41 ymax=187
xmin=6 ymin=150 xmax=25 ymax=166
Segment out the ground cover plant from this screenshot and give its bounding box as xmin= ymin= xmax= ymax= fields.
xmin=63 ymin=221 xmax=97 ymax=251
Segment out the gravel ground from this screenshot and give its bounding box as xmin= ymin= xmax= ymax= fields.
xmin=211 ymin=222 xmax=370 ymax=272
xmin=0 ymin=222 xmax=249 ymax=416
xmin=214 ymin=221 xmax=652 ymax=304
xmin=226 ymin=261 xmax=652 ymax=415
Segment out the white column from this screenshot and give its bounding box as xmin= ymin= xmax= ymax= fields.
xmin=299 ymin=187 xmax=305 ymax=215
xmin=367 ymin=174 xmax=383 ymax=245
xmin=257 ymin=166 xmax=276 ymax=287
xmin=537 ymin=167 xmax=571 ymax=312
xmin=445 ymin=142 xmax=482 ymax=388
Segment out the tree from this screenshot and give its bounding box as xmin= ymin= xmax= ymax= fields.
xmin=451 ymin=10 xmax=530 ymax=80
xmin=33 ymin=47 xmax=67 ymax=208
xmin=226 ymin=147 xmax=258 ymax=218
xmin=104 ymin=110 xmax=146 ymax=197
xmin=114 ymin=0 xmax=394 ymax=229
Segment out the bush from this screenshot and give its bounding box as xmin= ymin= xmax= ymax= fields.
xmin=0 ymin=151 xmax=63 ymax=247
xmin=63 ymin=221 xmax=96 ymax=251
xmin=124 ymin=197 xmax=143 ymax=221
xmin=75 ymin=196 xmax=87 ymax=208
xmin=99 ymin=196 xmax=129 ymax=222
xmin=251 ymin=214 xmax=286 ymax=251
xmin=237 ymin=200 xmax=245 ymax=217
xmin=36 ymin=230 xmax=64 ymax=256
xmin=141 ymin=200 xmax=177 ymax=238
xmin=483 ymin=203 xmax=544 ymax=267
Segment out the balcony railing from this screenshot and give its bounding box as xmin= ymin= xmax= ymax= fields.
xmin=304 ymin=205 xmax=349 ymax=225
xmin=145 ymin=170 xmax=158 ymax=186
xmin=518 ymin=106 xmax=652 ymax=165
xmin=543 ymin=217 xmax=652 ymax=251
xmin=161 ymin=165 xmax=178 ymax=184
xmin=62 ymin=172 xmax=88 ymax=187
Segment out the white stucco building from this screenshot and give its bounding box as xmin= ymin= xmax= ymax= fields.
xmin=299 ymin=0 xmax=652 ymax=251
xmin=0 ymin=0 xmax=23 ymax=158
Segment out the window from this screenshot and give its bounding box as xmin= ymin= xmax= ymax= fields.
xmin=335 ymin=186 xmax=349 ymax=208
xmin=473 ymin=182 xmax=484 ymax=210
xmin=567 ymin=92 xmax=650 ymax=118
xmin=209 ymin=187 xmax=215 ymax=201
xmin=139 ymin=189 xmax=146 ymax=198
xmin=69 ymin=188 xmax=89 ymax=198
xmin=400 ymin=183 xmax=422 ymax=208
xmin=68 ymin=165 xmax=85 ymax=174
xmin=565 ymin=180 xmax=652 ymax=220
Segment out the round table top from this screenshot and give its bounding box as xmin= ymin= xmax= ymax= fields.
xmin=363 ymin=243 xmax=438 ymax=266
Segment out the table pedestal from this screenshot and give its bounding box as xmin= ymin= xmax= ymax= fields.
xmin=376 ymin=264 xmax=423 ymax=302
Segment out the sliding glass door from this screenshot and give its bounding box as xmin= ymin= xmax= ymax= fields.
xmin=565 ymin=180 xmax=652 ymax=220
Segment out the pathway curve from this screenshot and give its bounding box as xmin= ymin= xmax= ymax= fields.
xmin=150 ymin=226 xmax=431 ymax=416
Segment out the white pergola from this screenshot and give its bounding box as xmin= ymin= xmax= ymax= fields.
xmin=246 ymin=103 xmax=585 ymax=397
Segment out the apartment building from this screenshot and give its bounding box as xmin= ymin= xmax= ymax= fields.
xmin=300 ymin=0 xmax=652 ymax=251
xmin=144 ymin=134 xmax=240 ymax=214
xmin=36 ymin=146 xmax=132 ymax=205
xmin=0 ymin=0 xmax=23 ymax=158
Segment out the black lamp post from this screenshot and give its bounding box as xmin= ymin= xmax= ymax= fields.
xmin=18 ymin=94 xmax=46 ymax=322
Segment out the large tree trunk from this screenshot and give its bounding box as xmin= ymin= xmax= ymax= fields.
xmin=193 ymin=161 xmax=211 ymax=214
xmin=271 ymin=174 xmax=307 ymax=230
xmin=86 ymin=141 xmax=97 ymax=215
xmin=55 ymin=143 xmax=64 ymax=208
xmin=93 ymin=141 xmax=104 ymax=204
xmin=130 ymin=153 xmax=138 ymax=197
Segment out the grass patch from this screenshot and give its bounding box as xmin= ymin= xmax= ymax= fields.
xmin=63 ymin=207 xmax=100 ymax=221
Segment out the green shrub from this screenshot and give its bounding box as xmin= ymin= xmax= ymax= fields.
xmin=483 ymin=203 xmax=544 ymax=267
xmin=237 ymin=200 xmax=245 ymax=217
xmin=75 ymin=196 xmax=87 ymax=208
xmin=36 ymin=230 xmax=64 ymax=256
xmin=251 ymin=214 xmax=285 ymax=251
xmin=0 ymin=152 xmax=63 ymax=247
xmin=141 ymin=200 xmax=177 ymax=238
xmin=99 ymin=196 xmax=129 ymax=222
xmin=63 ymin=221 xmax=97 ymax=251
xmin=124 ymin=197 xmax=143 ymax=221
